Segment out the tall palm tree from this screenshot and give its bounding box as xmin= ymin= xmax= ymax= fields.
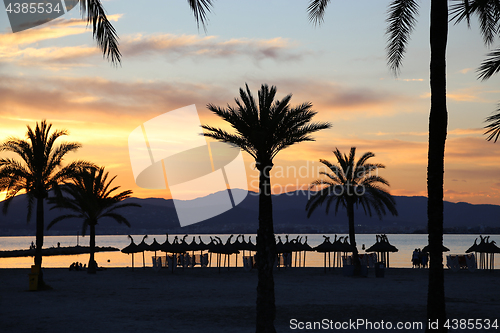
xmin=47 ymin=167 xmax=140 ymax=274
xmin=308 ymin=1 xmax=500 ymax=331
xmin=202 ymin=83 xmax=331 ymax=333
xmin=387 ymin=1 xmax=500 ymax=331
xmin=84 ymin=0 xmax=214 ymax=64
xmin=386 ymin=2 xmax=449 ymax=329
xmin=0 ymin=120 xmax=92 ymax=288
xmin=306 ymin=147 xmax=397 ymax=272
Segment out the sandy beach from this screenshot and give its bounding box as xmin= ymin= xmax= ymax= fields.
xmin=1 ymin=267 xmax=499 ymax=333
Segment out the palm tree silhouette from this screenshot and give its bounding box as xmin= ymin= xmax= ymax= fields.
xmin=0 ymin=120 xmax=92 ymax=288
xmin=202 ymin=83 xmax=331 ymax=333
xmin=47 ymin=167 xmax=140 ymax=274
xmin=306 ymin=147 xmax=397 ymax=273
xmin=84 ymin=0 xmax=214 ymax=64
xmin=308 ymin=1 xmax=500 ymax=330
xmin=386 ymin=2 xmax=500 ymax=331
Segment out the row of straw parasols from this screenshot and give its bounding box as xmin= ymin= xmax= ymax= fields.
xmin=121 ymin=234 xmax=403 ymax=273
xmin=122 ymin=234 xmax=500 ymax=272
xmin=122 ymin=234 xmax=315 ymax=272
xmin=121 ymin=234 xmax=258 ymax=272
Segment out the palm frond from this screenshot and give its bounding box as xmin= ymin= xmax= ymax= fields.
xmin=354 ymin=151 xmax=375 ymax=170
xmin=451 ymin=0 xmax=498 ymax=46
xmin=104 ymin=202 xmax=141 ymax=214
xmin=478 ymin=47 xmax=500 ymax=80
xmin=201 ymin=125 xmax=256 ymax=159
xmin=484 ymin=104 xmax=500 ymax=142
xmin=188 ymin=0 xmax=214 ymax=31
xmin=307 ymin=0 xmax=331 ymax=26
xmin=80 ymin=0 xmax=121 ymax=65
xmin=450 ymin=0 xmax=473 ymax=27
xmin=46 ymin=142 xmax=82 ymax=174
xmin=305 ymin=188 xmax=329 ymax=217
xmin=47 ymin=214 xmax=83 ymax=230
xmin=386 ymin=0 xmax=419 ymax=75
xmin=100 ymin=212 xmax=132 ymax=227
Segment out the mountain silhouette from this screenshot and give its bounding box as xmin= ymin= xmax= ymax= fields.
xmin=1 ymin=189 xmax=499 ymax=236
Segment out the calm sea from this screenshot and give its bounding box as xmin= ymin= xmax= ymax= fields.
xmin=0 ymin=234 xmax=498 ymax=269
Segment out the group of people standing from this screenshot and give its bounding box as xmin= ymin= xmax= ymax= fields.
xmin=411 ymin=248 xmax=429 ymax=268
xmin=69 ymin=262 xmax=86 ymax=271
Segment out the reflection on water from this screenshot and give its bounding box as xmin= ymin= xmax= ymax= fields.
xmin=1 ymin=234 xmax=498 ymax=269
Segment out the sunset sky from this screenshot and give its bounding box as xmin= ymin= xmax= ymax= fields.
xmin=1 ymin=0 xmax=500 ymax=205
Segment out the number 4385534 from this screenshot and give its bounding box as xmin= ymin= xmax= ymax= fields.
xmin=444 ymin=319 xmax=498 ymax=330
xmin=5 ymin=2 xmax=62 ymax=14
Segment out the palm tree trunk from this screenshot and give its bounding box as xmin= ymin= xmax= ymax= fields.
xmin=426 ymin=0 xmax=448 ymax=332
xmin=347 ymin=198 xmax=360 ymax=274
xmin=35 ymin=196 xmax=45 ymax=288
xmin=255 ymin=162 xmax=277 ymax=333
xmin=88 ymin=224 xmax=97 ymax=274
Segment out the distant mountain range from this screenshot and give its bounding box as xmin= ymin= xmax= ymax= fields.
xmin=1 ymin=189 xmax=499 ymax=236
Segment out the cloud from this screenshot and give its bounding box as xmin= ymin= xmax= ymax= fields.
xmin=448 ymin=128 xmax=483 ymax=136
xmin=419 ymin=86 xmax=497 ymax=103
xmin=0 ymin=14 xmax=122 ymax=68
xmin=0 ymin=19 xmax=86 ymax=47
xmin=368 ymin=127 xmax=483 ymax=138
xmin=459 ymin=68 xmax=473 ymax=74
xmin=120 ymin=34 xmax=305 ymax=62
xmin=1 ymin=26 xmax=307 ymax=67
xmin=447 ymin=87 xmax=492 ymax=102
xmin=445 ymin=136 xmax=500 ymax=163
xmin=397 ymin=78 xmax=425 ymax=82
xmin=372 ymin=131 xmax=427 ymax=137
xmin=247 ymin=79 xmax=416 ymax=120
xmin=391 ymin=189 xmax=427 ymax=197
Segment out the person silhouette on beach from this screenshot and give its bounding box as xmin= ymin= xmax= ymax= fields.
xmin=421 ymin=252 xmax=428 ymax=268
xmin=412 ymin=249 xmax=420 ymax=268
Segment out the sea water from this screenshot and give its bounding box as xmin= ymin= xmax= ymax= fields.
xmin=0 ymin=234 xmax=498 ymax=269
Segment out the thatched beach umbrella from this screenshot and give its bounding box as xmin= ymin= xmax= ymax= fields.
xmin=160 ymin=235 xmax=186 ymax=272
xmin=299 ymin=236 xmax=313 ymax=267
xmin=238 ymin=235 xmax=257 ymax=252
xmin=365 ymin=234 xmax=398 ymax=268
xmin=290 ymin=236 xmax=313 ymax=267
xmin=136 ymin=235 xmax=150 ymax=270
xmin=332 ymin=235 xmax=352 ymax=268
xmin=223 ymin=235 xmax=240 ymax=269
xmin=171 ymin=235 xmax=191 ymax=269
xmin=169 ymin=235 xmax=189 ymax=253
xmin=148 ymin=238 xmax=163 ymax=268
xmin=185 ymin=236 xmax=207 ymax=268
xmin=208 ymin=236 xmax=239 ymax=272
xmin=236 ymin=235 xmax=256 ymax=270
xmin=421 ymin=244 xmax=450 ymax=253
xmin=467 ymin=236 xmax=500 ymax=270
xmin=314 ymin=236 xmax=336 ymax=273
xmin=207 ymin=236 xmax=225 ymax=270
xmin=121 ymin=235 xmax=139 ymax=270
xmin=276 ymin=236 xmax=293 ymax=269
xmin=231 ymin=235 xmax=247 ymax=268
